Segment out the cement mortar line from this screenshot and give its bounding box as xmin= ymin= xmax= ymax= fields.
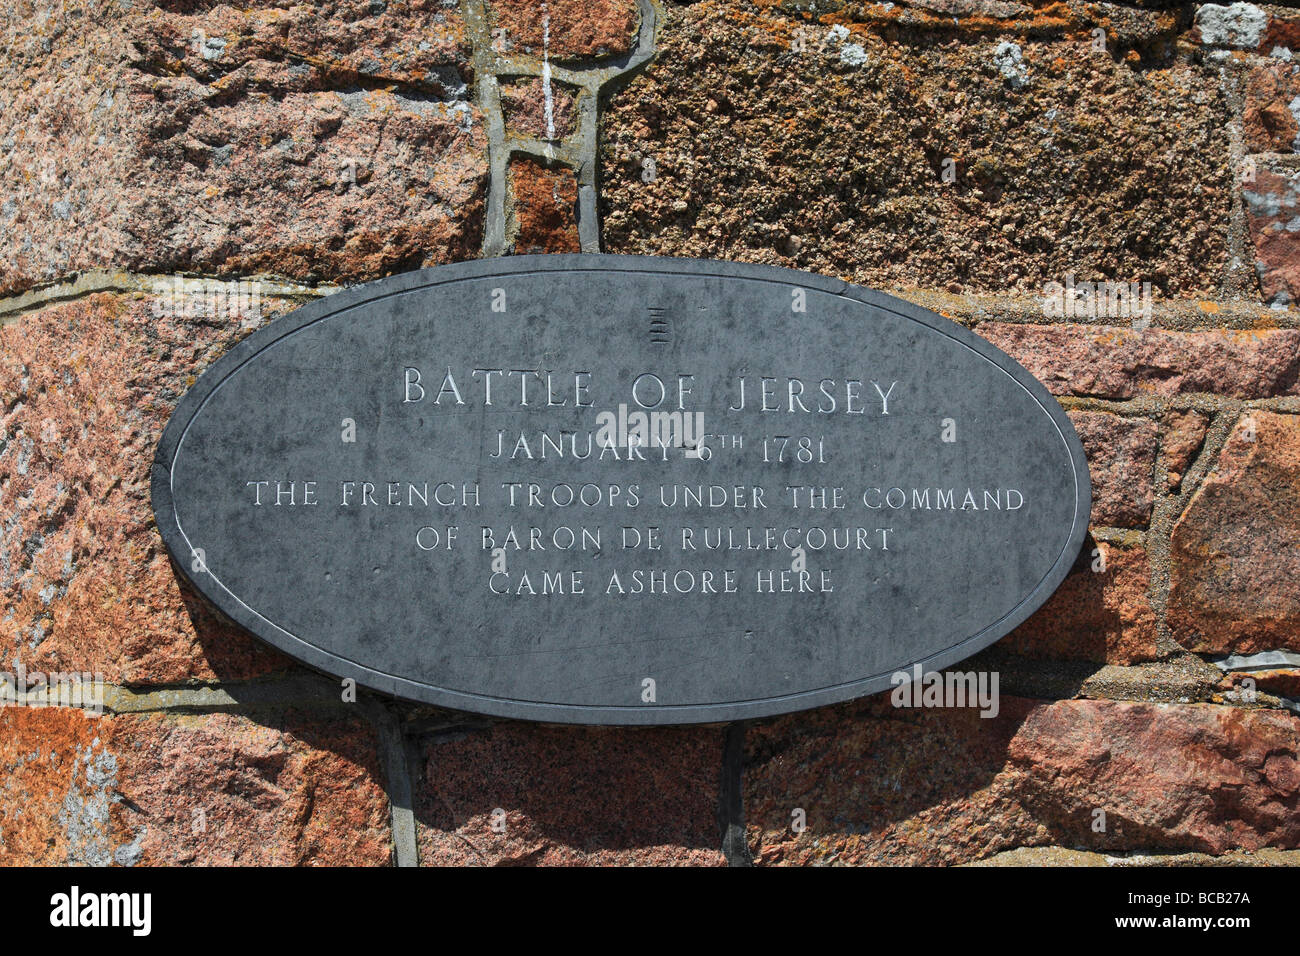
xmin=954 ymin=309 xmax=1300 ymax=331
xmin=1056 ymin=395 xmax=1300 ymax=415
xmin=463 ymin=0 xmax=514 ymax=256
xmin=1147 ymin=483 xmax=1182 ymax=657
xmin=989 ymin=652 xmax=1297 ymax=710
xmin=1220 ymin=54 xmax=1257 ymax=301
xmin=504 ymin=134 xmax=583 ymax=168
xmin=1253 ymin=151 xmax=1300 ymax=171
xmin=575 ymin=81 xmax=601 ymax=252
xmin=96 ymin=677 xmax=358 ymax=714
xmin=1088 ymin=527 xmax=1146 ymax=546
xmin=0 ymin=270 xmax=342 ymax=324
xmin=3 ymin=663 xmax=1286 ymax=717
xmin=7 ymin=270 xmax=1297 ymax=332
xmin=1115 ymin=396 xmax=1240 ymax=661
xmin=914 ymin=289 xmax=1297 ymax=328
xmin=901 ymin=288 xmax=1297 ymax=329
xmin=969 ymin=847 xmax=1300 ymax=867
xmin=1146 ymin=406 xmax=1241 ymax=656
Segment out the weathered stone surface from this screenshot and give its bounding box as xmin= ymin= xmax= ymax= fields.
xmin=0 ymin=707 xmax=131 ymax=866
xmin=1164 ymin=409 xmax=1211 ymax=492
xmin=978 ymin=324 xmax=1300 ymax=399
xmin=746 ymin=697 xmax=1300 ymax=865
xmin=602 ymin=1 xmax=1231 ymax=296
xmin=509 ymin=158 xmax=581 ymax=252
xmin=416 ymin=724 xmax=724 ymax=864
xmin=0 ymin=0 xmax=486 ymax=295
xmin=112 ymin=711 xmax=392 ymax=866
xmin=1002 ymin=541 xmax=1158 ymax=665
xmin=487 ymin=0 xmax=640 ymax=60
xmin=0 ymin=293 xmax=295 ymax=683
xmin=129 ymin=0 xmax=474 ymax=90
xmin=501 ymin=77 xmax=577 ymax=141
xmin=1219 ymin=668 xmax=1300 ymax=701
xmin=1243 ymin=166 xmax=1300 ymax=308
xmin=1244 ymin=61 xmax=1300 ymax=153
xmin=1069 ymin=412 xmax=1157 ymax=527
xmin=896 ymin=0 xmax=1031 ymax=18
xmin=3 ymin=0 xmax=1297 ymax=870
xmin=972 ymin=845 xmax=1300 ymax=866
xmin=1169 ymin=412 xmax=1300 ymax=654
xmin=776 ymin=0 xmax=1180 ymax=44
xmin=0 ymin=706 xmax=390 ymax=866
xmin=1194 ymin=2 xmax=1268 ymax=49
xmin=1260 ymin=6 xmax=1300 ymax=54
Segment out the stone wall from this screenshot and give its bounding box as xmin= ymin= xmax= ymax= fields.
xmin=0 ymin=0 xmax=1297 ymax=866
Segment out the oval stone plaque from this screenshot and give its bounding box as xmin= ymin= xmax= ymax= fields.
xmin=152 ymin=255 xmax=1090 ymax=725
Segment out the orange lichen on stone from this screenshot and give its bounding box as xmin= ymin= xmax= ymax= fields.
xmin=510 ymin=158 xmax=581 ymax=253
xmin=0 ymin=707 xmax=130 ymax=866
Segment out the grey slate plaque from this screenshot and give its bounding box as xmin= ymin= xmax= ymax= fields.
xmin=152 ymin=255 xmax=1091 ymax=724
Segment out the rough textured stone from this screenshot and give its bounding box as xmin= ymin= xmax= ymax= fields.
xmin=0 ymin=0 xmax=486 ymax=295
xmin=775 ymin=0 xmax=1181 ymax=44
xmin=2 ymin=0 xmax=1297 ymax=871
xmin=487 ymin=0 xmax=640 ymax=60
xmin=0 ymin=707 xmax=129 ymax=866
xmin=509 ymin=158 xmax=581 ymax=252
xmin=133 ymin=0 xmax=474 ymax=90
xmin=0 ymin=706 xmax=390 ymax=866
xmin=112 ymin=711 xmax=392 ymax=866
xmin=1069 ymin=412 xmax=1157 ymax=527
xmin=415 ymin=724 xmax=724 ymax=865
xmin=0 ymin=293 xmax=295 ymax=684
xmin=1260 ymin=7 xmax=1300 ymax=54
xmin=1002 ymin=541 xmax=1158 ymax=665
xmin=1194 ymin=3 xmax=1268 ymax=49
xmin=978 ymin=324 xmax=1300 ymax=399
xmin=501 ymin=77 xmax=577 ymax=141
xmin=1243 ymin=165 xmax=1300 ymax=309
xmin=1219 ymin=668 xmax=1300 ymax=701
xmin=972 ymin=845 xmax=1300 ymax=866
xmin=601 ymin=1 xmax=1231 ymax=296
xmin=746 ymin=697 xmax=1300 ymax=865
xmin=1169 ymin=412 xmax=1300 ymax=655
xmin=1163 ymin=408 xmax=1211 ymax=492
xmin=899 ymin=0 xmax=1031 ymax=18
xmin=1244 ymin=61 xmax=1300 ymax=153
